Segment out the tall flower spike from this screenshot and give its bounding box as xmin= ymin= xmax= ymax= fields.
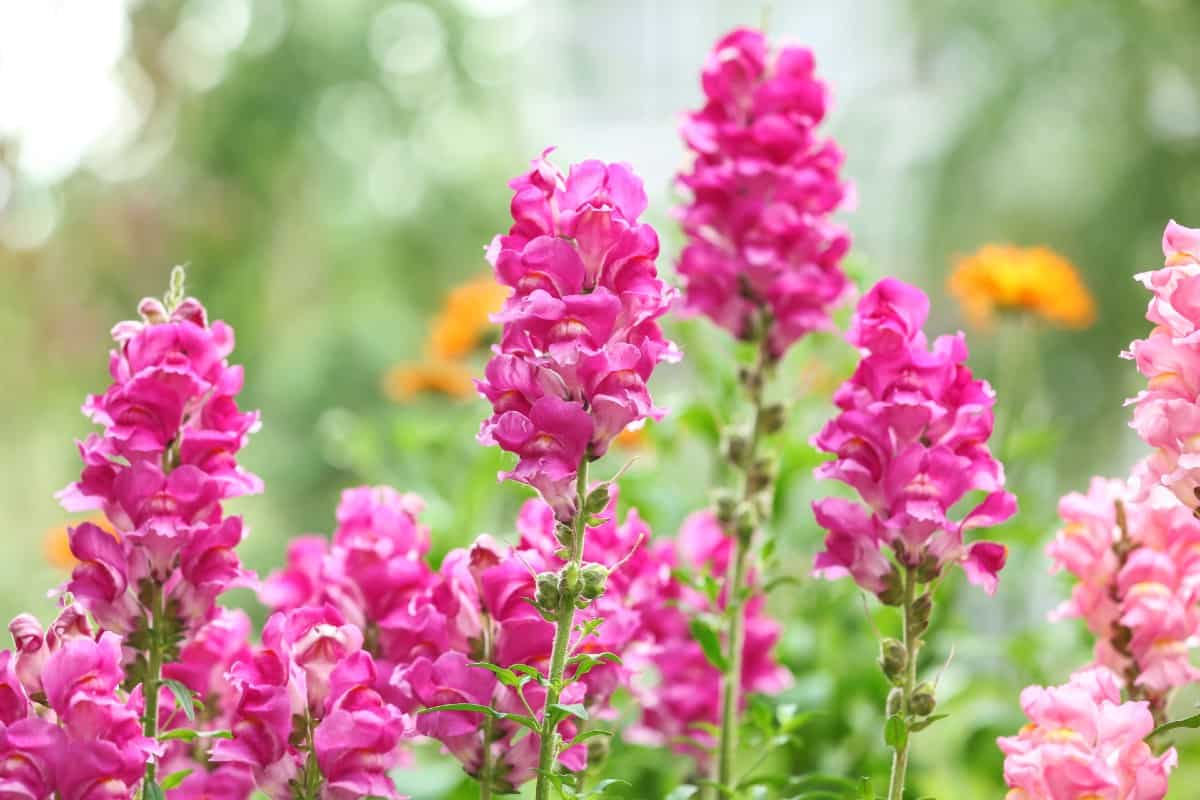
xmin=53 ymin=267 xmax=261 ymax=793
xmin=476 ymin=151 xmax=676 ymax=800
xmin=676 ymin=27 xmax=853 ymax=360
xmin=812 ymin=277 xmax=1015 ymax=800
xmin=1125 ymin=220 xmax=1200 ymax=512
xmin=673 ymin=27 xmax=853 ymax=797
xmin=1047 ymin=463 xmax=1200 ymax=723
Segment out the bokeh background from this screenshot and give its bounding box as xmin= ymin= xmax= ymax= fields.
xmin=2 ymin=0 xmax=1199 ymax=797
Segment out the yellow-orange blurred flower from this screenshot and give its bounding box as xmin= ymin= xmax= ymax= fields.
xmin=427 ymin=276 xmax=510 ymax=361
xmin=44 ymin=513 xmax=116 ymax=569
xmin=383 ymin=360 xmax=476 ymax=402
xmin=949 ymin=245 xmax=1095 ymax=329
xmin=615 ymin=425 xmax=650 ymax=450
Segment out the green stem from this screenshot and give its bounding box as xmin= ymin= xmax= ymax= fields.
xmin=886 ymin=567 xmax=919 ymax=800
xmin=714 ymin=334 xmax=772 ymax=798
xmin=141 ymin=583 xmax=165 ymax=791
xmin=480 ymin=611 xmax=495 ymax=800
xmin=534 ymin=460 xmax=590 ymax=800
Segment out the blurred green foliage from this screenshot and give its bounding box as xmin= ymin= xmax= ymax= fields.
xmin=2 ymin=0 xmax=1200 ymax=797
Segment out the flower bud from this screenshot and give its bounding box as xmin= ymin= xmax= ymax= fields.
xmin=759 ymin=403 xmax=786 ymax=435
xmin=746 ymin=456 xmax=776 ymax=494
xmin=909 ymin=592 xmax=933 ymax=637
xmin=555 ymin=521 xmax=574 ymax=547
xmin=713 ymin=490 xmax=738 ymax=525
xmin=915 ymin=553 xmax=942 ymax=584
xmin=911 ymin=682 xmax=936 ymax=717
xmin=535 ymin=571 xmax=560 ymax=614
xmin=886 ymin=687 xmax=903 ymax=717
xmin=722 ymin=429 xmax=750 ymax=466
xmin=737 ymin=365 xmax=763 ymax=394
xmin=579 ymin=563 xmax=608 ymax=601
xmin=735 ymin=503 xmax=758 ymax=542
xmin=876 ymin=569 xmax=904 ymax=606
xmin=878 ymin=638 xmax=907 ymax=683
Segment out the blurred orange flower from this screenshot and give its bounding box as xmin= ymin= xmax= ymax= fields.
xmin=427 ymin=276 xmax=509 ymax=361
xmin=615 ymin=425 xmax=650 ymax=450
xmin=383 ymin=361 xmax=475 ymax=402
xmin=949 ymin=245 xmax=1096 ymax=329
xmin=44 ymin=513 xmax=117 ymax=569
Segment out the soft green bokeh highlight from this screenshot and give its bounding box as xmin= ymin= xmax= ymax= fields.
xmin=2 ymin=0 xmax=1199 ymax=796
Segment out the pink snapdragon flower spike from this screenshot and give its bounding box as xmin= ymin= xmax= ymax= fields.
xmin=812 ymin=277 xmax=1014 ymax=795
xmin=1046 ymin=468 xmax=1200 ymax=716
xmin=812 ymin=277 xmax=1016 ymax=598
xmin=1126 ymin=220 xmax=1200 ymax=510
xmin=55 ymin=269 xmax=260 ymax=638
xmin=998 ymin=667 xmax=1176 ymax=800
xmin=676 ymin=27 xmax=853 ymax=359
xmin=477 ymin=150 xmax=678 ymax=519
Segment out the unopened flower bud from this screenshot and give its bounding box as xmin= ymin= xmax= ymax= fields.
xmin=879 ymin=638 xmax=907 ymax=683
xmin=759 ymin=403 xmax=786 ymax=435
xmin=909 ymin=593 xmax=933 ymax=637
xmin=713 ymin=490 xmax=738 ymax=525
xmin=579 ymin=563 xmax=608 ymax=601
xmin=735 ymin=503 xmax=757 ymax=541
xmin=886 ymin=687 xmax=903 ymax=717
xmin=915 ymin=553 xmax=942 ymax=584
xmin=555 ymin=522 xmax=574 ymax=547
xmin=722 ymin=429 xmax=750 ymax=466
xmin=737 ymin=365 xmax=763 ymax=394
xmin=746 ymin=456 xmax=776 ymax=494
xmin=911 ymin=682 xmax=936 ymax=717
xmin=877 ymin=569 xmax=904 ymax=607
xmin=535 ymin=572 xmax=560 ymax=614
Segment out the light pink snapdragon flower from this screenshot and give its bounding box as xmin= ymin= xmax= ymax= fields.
xmin=1047 ymin=467 xmax=1200 ymax=703
xmin=1126 ymin=220 xmax=1200 ymax=510
xmin=999 ymin=667 xmax=1176 ymax=800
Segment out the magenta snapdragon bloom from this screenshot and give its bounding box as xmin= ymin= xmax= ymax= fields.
xmin=811 ymin=278 xmax=1016 ymax=598
xmin=623 ymin=511 xmax=791 ymax=760
xmin=998 ymin=667 xmax=1176 ymax=800
xmin=476 ymin=150 xmax=678 ymax=519
xmin=260 ymin=486 xmax=439 ymax=678
xmin=212 ymin=606 xmax=412 ymax=800
xmin=1047 ymin=468 xmax=1200 ymax=697
xmin=1126 ymin=220 xmax=1200 ymax=511
xmin=56 ymin=290 xmax=260 ymax=635
xmin=676 ymin=27 xmax=853 ymax=359
xmin=0 ymin=627 xmax=158 ymax=800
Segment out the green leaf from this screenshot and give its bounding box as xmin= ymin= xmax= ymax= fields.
xmin=858 ymin=777 xmax=876 ymax=799
xmin=569 ymin=728 xmax=613 ymax=745
xmin=908 ymin=713 xmax=950 ymax=733
xmin=469 ymin=662 xmax=520 ymax=688
xmin=158 ymin=728 xmax=234 ymax=742
xmin=577 ymin=618 xmax=605 ymax=640
xmin=420 ymin=702 xmax=496 ymax=716
xmin=883 ymin=714 xmax=908 ymax=751
xmin=160 ymin=769 xmax=194 ymax=790
xmin=1151 ymin=711 xmax=1200 ymax=737
xmin=550 ymin=702 xmax=588 ymax=722
xmin=162 ymin=678 xmax=197 ymax=722
xmin=143 ymin=782 xmax=165 ymax=800
xmin=578 ymin=778 xmax=630 ymax=797
xmin=688 ymin=617 xmax=729 ymax=672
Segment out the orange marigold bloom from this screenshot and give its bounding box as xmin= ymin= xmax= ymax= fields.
xmin=427 ymin=276 xmax=510 ymax=361
xmin=383 ymin=360 xmax=475 ymax=402
xmin=44 ymin=513 xmax=116 ymax=569
xmin=949 ymin=245 xmax=1096 ymax=329
xmin=614 ymin=425 xmax=650 ymax=450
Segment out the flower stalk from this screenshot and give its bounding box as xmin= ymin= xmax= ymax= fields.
xmin=140 ymin=582 xmax=165 ymax=792
xmin=714 ymin=329 xmax=776 ymax=796
xmin=885 ymin=567 xmax=920 ymax=800
xmin=535 ymin=459 xmax=590 ymax=800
